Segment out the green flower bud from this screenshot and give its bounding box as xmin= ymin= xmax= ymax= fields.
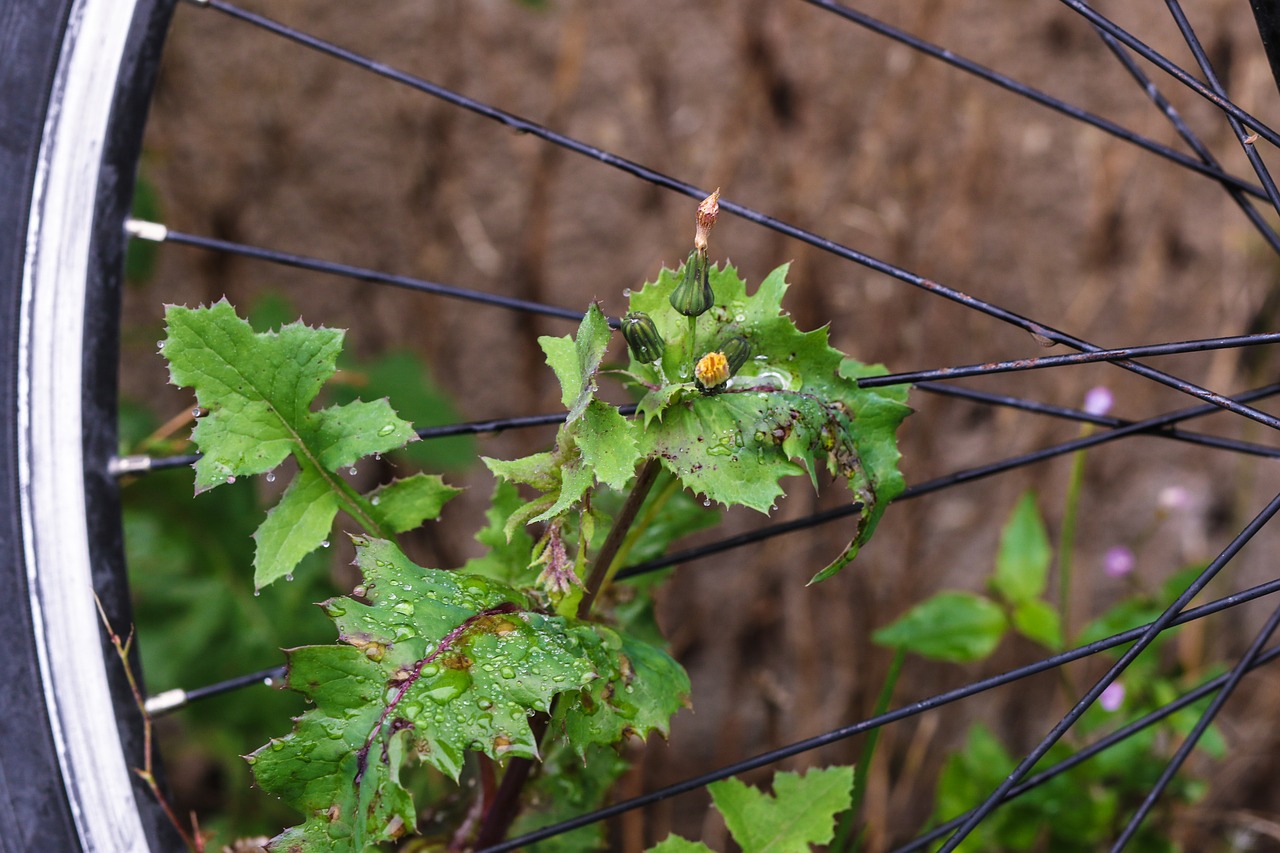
xmin=621 ymin=312 xmax=665 ymax=363
xmin=669 ymin=248 xmax=713 ymax=317
xmin=721 ymin=335 xmax=751 ymax=376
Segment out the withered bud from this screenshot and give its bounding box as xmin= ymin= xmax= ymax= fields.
xmin=694 ymin=188 xmax=721 ymax=251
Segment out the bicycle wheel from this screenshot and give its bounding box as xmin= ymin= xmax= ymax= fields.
xmin=0 ymin=0 xmax=179 ymax=849
xmin=10 ymin=0 xmax=1280 ymax=850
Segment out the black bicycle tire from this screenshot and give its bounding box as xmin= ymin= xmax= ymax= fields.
xmin=0 ymin=0 xmax=180 ymax=849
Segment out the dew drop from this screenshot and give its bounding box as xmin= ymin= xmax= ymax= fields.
xmin=226 ymin=475 xmax=236 ymax=484
xmin=253 ymin=589 xmax=261 ymax=597
xmin=156 ymin=340 xmax=165 ymax=349
xmin=622 ymin=287 xmax=632 ymax=296
xmin=374 ymin=452 xmax=381 ymax=461
xmin=349 ymin=467 xmax=358 ymax=476
xmin=703 ymin=498 xmax=711 ymax=507
xmin=500 ymin=666 xmax=516 ymax=679
xmin=371 ymin=496 xmax=380 ymax=506
xmin=285 ymin=573 xmax=294 ymax=582
xmin=265 ymin=471 xmax=276 ymax=483
xmin=191 ymin=408 xmax=202 ymax=418
xmin=321 ymin=540 xmax=331 ymax=548
xmin=377 ymin=424 xmax=396 ymax=436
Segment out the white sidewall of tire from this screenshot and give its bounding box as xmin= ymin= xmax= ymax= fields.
xmin=19 ymin=0 xmax=150 ymax=850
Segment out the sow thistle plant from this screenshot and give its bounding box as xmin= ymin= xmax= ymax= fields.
xmin=159 ymin=191 xmax=910 ymax=851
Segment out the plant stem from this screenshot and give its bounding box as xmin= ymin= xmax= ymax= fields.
xmin=687 ymin=314 xmax=698 ymax=372
xmin=832 ymin=647 xmax=904 ymax=853
xmin=1057 ymin=423 xmax=1093 ymax=638
xmin=94 ymin=595 xmax=204 ymax=852
xmin=577 ymin=458 xmax=663 ymax=618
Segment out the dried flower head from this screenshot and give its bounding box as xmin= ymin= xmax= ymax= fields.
xmin=694 ymin=188 xmax=721 ymax=251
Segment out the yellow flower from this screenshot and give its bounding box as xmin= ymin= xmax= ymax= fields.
xmin=695 ymin=351 xmax=730 ymax=389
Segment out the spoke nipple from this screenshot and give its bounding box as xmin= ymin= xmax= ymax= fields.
xmin=143 ymin=688 xmax=188 ymax=716
xmin=124 ymin=219 xmax=168 ymax=242
xmin=108 ymin=454 xmax=153 ymax=477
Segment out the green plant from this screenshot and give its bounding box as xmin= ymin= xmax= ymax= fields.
xmin=871 ymin=489 xmax=1222 ymax=852
xmin=156 ymin=195 xmax=910 ymax=850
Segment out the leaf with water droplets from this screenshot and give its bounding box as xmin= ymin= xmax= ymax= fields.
xmin=251 ymin=538 xmax=599 ymax=850
xmin=626 ymin=263 xmax=911 ymax=579
xmin=556 ymin=625 xmax=690 ymax=757
xmin=162 ymin=300 xmax=426 ymax=587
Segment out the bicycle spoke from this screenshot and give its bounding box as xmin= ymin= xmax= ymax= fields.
xmin=144 ymin=665 xmax=286 ymax=716
xmin=861 ymin=331 xmax=1280 ymax=386
xmin=110 ymin=409 xmax=634 ymax=476
xmin=128 ymin=221 xmax=593 ymax=325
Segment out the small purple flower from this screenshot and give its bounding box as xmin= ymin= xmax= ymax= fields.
xmin=1103 ymin=546 xmax=1135 ymax=578
xmin=1083 ymin=386 xmax=1114 ymax=417
xmin=1100 ymin=681 xmax=1125 ymax=712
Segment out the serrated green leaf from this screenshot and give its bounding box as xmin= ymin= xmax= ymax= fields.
xmin=249 ymin=644 xmax=414 ymax=852
xmin=1011 ymin=598 xmax=1063 ymax=650
xmin=163 ymin=301 xmax=423 ymax=585
xmin=484 ymin=450 xmax=561 ymax=492
xmin=251 ymin=538 xmax=600 ymax=849
xmin=872 ymin=591 xmax=1007 ymax=663
xmin=368 ymin=473 xmax=462 ymax=534
xmin=557 ymin=625 xmax=690 ymax=756
xmin=541 ymin=303 xmax=611 ymax=424
xmin=708 ymin=767 xmax=854 ymax=853
xmin=626 ymin=264 xmax=910 ymax=579
xmin=992 ymin=491 xmax=1051 ymax=605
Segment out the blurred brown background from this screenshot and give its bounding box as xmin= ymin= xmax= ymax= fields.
xmin=124 ymin=0 xmax=1280 ymax=848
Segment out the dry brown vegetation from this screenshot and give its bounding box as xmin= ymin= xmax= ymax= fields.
xmin=127 ymin=0 xmax=1280 ymax=848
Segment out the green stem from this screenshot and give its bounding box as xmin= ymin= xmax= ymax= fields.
xmin=577 ymin=458 xmax=662 ymax=618
xmin=1057 ymin=423 xmax=1093 ymax=639
xmin=603 ymin=470 xmax=681 ymax=589
xmin=687 ymin=314 xmax=698 ymax=373
xmin=832 ymin=647 xmax=904 ymax=853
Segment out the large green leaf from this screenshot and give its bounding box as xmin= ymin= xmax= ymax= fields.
xmin=163 ymin=301 xmax=428 ymax=586
xmin=250 ymin=538 xmax=597 ymax=850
